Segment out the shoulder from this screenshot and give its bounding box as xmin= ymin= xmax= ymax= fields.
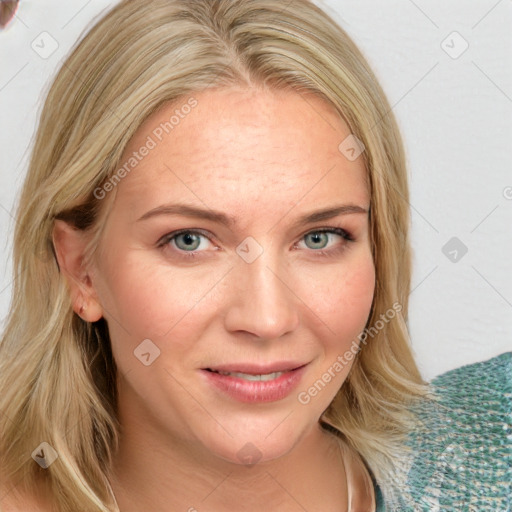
xmin=402 ymin=352 xmax=511 ymax=511
xmin=430 ymin=350 xmax=511 ymax=394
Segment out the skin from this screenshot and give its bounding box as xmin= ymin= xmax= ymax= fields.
xmin=52 ymin=86 xmax=375 ymax=511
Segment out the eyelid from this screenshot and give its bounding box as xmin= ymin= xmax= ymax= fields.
xmin=158 ymin=226 xmax=354 ymax=259
xmin=157 ymin=228 xmax=215 ymax=249
xmin=293 ymin=227 xmax=353 ymax=251
xmin=299 ymin=226 xmax=353 ymax=240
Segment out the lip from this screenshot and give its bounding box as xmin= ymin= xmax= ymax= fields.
xmin=204 ymin=361 xmax=306 ymax=374
xmin=200 ymin=362 xmax=308 ymax=403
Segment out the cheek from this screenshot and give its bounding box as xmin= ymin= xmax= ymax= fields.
xmin=303 ymin=253 xmax=375 ymax=341
xmin=338 ymin=258 xmax=375 ymax=316
xmin=94 ymin=251 xmax=229 ymax=341
xmin=296 ymin=254 xmax=375 ymax=403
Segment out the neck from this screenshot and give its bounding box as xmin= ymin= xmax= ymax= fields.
xmin=108 ymin=416 xmax=349 ymax=512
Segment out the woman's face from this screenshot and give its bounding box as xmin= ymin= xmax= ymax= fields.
xmin=87 ymin=86 xmax=375 ymax=464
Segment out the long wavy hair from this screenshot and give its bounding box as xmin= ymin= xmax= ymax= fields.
xmin=0 ymin=1 xmax=429 ymax=510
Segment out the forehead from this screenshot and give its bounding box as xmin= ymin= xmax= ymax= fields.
xmin=113 ymin=87 xmax=369 ymax=224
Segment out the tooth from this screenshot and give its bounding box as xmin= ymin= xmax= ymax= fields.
xmin=217 ymin=371 xmax=284 ymax=381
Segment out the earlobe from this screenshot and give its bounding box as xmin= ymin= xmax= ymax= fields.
xmin=52 ymin=220 xmax=103 ymax=322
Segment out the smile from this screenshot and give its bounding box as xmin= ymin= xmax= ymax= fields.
xmin=208 ymin=369 xmax=285 ymax=381
xmin=201 ymin=363 xmax=308 ymax=403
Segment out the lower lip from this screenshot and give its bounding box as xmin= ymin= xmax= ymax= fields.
xmin=201 ymin=366 xmax=307 ymax=403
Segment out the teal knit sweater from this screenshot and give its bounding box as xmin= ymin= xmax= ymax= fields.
xmin=375 ymin=351 xmax=511 ymax=511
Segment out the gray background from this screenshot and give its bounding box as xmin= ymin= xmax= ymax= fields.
xmin=1 ymin=0 xmax=511 ymax=379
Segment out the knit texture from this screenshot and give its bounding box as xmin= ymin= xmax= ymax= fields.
xmin=375 ymin=351 xmax=512 ymax=511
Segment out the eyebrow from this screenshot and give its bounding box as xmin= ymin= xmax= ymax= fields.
xmin=137 ymin=202 xmax=369 ymax=228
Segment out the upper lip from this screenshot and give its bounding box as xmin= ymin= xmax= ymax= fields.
xmin=203 ymin=362 xmax=308 ymax=374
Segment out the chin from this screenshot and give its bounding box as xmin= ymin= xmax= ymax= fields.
xmin=196 ymin=414 xmax=314 ymax=467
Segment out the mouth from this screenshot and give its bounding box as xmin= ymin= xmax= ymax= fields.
xmin=203 ymin=362 xmax=306 ymax=379
xmin=201 ymin=363 xmax=308 ymax=403
xmin=205 ymin=369 xmax=289 ymax=381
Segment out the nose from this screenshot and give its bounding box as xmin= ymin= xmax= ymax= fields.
xmin=222 ymin=246 xmax=300 ymax=341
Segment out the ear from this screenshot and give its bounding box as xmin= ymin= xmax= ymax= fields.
xmin=52 ymin=220 xmax=103 ymax=322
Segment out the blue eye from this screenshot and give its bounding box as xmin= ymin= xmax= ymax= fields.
xmin=299 ymin=228 xmax=353 ymax=251
xmin=173 ymin=232 xmax=206 ymax=251
xmin=158 ymin=229 xmax=213 ymax=259
xmin=158 ymin=227 xmax=354 ymax=260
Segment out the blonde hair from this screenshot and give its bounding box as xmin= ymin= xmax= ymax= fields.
xmin=0 ymin=1 xmax=429 ymax=510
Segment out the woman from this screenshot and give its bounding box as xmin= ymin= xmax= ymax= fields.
xmin=0 ymin=1 xmax=509 ymax=511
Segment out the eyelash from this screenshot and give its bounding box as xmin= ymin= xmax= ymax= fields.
xmin=157 ymin=227 xmax=355 ymax=261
